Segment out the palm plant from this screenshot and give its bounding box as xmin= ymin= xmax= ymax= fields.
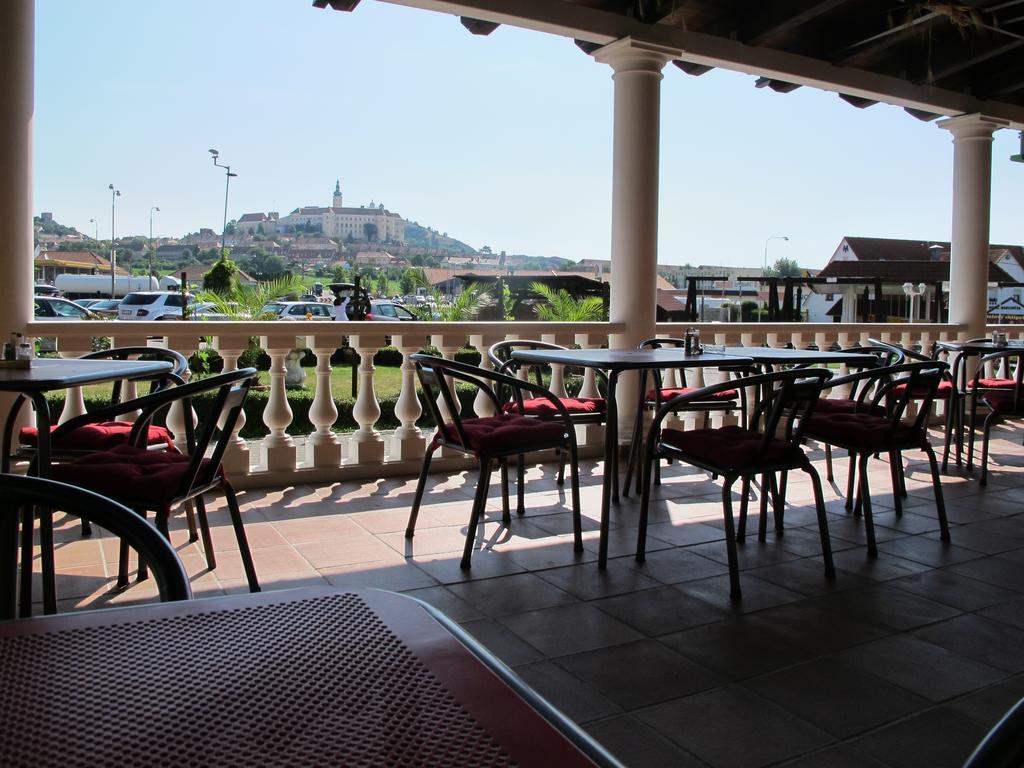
xmin=196 ymin=275 xmax=308 ymax=320
xmin=425 ymin=281 xmax=494 ymax=321
xmin=529 ymin=282 xmax=606 ymax=321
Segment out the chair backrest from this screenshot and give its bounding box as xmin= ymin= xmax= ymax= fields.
xmin=748 ymin=368 xmax=833 ymax=453
xmin=863 ymin=360 xmax=950 ymax=437
xmin=81 ymin=346 xmax=189 ymax=402
xmin=412 ymin=354 xmax=574 ymax=453
xmin=975 ymin=348 xmax=1024 ymax=412
xmin=636 ymin=338 xmax=697 ymax=391
xmin=487 ymin=340 xmax=604 ymax=401
xmin=0 ymin=474 xmax=192 ymax=610
xmin=866 ymin=338 xmax=931 ymax=364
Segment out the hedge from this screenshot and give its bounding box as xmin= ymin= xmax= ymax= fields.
xmin=190 ymin=345 xmax=482 ymax=374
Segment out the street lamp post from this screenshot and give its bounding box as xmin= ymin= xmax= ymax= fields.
xmin=149 ymin=206 xmax=160 ymax=281
xmin=760 ymin=236 xmax=789 ymax=322
xmin=108 ymin=184 xmax=121 ymax=299
xmin=903 ymin=281 xmax=927 ymax=323
xmin=88 ymin=218 xmax=98 ymax=241
xmin=209 ymin=149 xmax=237 ymax=256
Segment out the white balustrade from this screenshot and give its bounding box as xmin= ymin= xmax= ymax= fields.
xmin=260 ymin=340 xmax=297 ymax=472
xmin=348 ymin=334 xmax=386 ymax=464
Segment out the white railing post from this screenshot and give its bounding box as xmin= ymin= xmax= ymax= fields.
xmin=307 ymin=339 xmax=342 ymax=468
xmin=392 ymin=334 xmax=428 ymax=461
xmin=261 ymin=340 xmax=297 ymax=472
xmin=349 ymin=333 xmax=385 ymax=465
xmin=215 ymin=343 xmax=251 ymax=476
xmin=430 ymin=334 xmax=463 ymax=424
xmin=469 ymin=333 xmax=503 ymax=417
xmin=163 ymin=334 xmax=200 ymax=454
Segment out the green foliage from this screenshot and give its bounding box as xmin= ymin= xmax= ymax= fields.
xmin=203 ymin=250 xmax=240 ymax=295
xmin=529 ymin=282 xmax=606 ymax=321
xmin=426 ymin=282 xmax=493 ymax=321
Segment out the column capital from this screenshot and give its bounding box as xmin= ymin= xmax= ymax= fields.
xmin=937 ymin=113 xmax=1009 ymax=139
xmin=592 ymin=37 xmax=680 ymax=74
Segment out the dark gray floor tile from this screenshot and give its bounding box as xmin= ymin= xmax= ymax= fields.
xmin=830 ymin=547 xmax=933 ymax=581
xmin=497 ymin=603 xmax=643 ymax=658
xmin=948 ymin=555 xmax=1024 ymax=593
xmin=686 ymin=538 xmax=803 ymax=571
xmin=584 ymin=715 xmax=707 ymax=768
xmin=977 ymin=595 xmax=1024 ymax=631
xmin=446 ymin=571 xmax=579 ymax=617
xmin=536 ymin=559 xmax=663 ymax=601
xmin=661 ymin=616 xmax=815 ymax=681
xmin=633 ymin=546 xmax=731 ymax=584
xmin=913 ymin=614 xmax=1024 ymax=673
xmin=946 ymin=675 xmax=1024 ymax=727
xmin=837 ymin=634 xmax=1007 ymax=702
xmin=458 ymin=617 xmax=544 ymax=666
xmin=875 ymin=536 xmax=985 ymax=568
xmin=513 ymin=660 xmax=623 ymax=723
xmin=643 ymin=520 xmax=725 ymax=547
xmin=637 ymin=686 xmax=833 ymax=768
xmin=592 ymin=585 xmax=729 ymax=637
xmin=886 ymin=569 xmax=1018 ymax=611
xmin=675 ymin=573 xmax=807 ymax=614
xmin=777 ymin=743 xmax=887 ymax=768
xmin=825 ymin=584 xmax=961 ymax=632
xmin=744 ymin=597 xmax=892 ymax=654
xmin=750 ymin=557 xmax=869 ymax=597
xmin=555 ymin=639 xmax=724 ymax=710
xmin=850 ymin=707 xmax=988 ymax=768
xmin=743 ymin=657 xmax=927 ymax=738
xmin=401 ymin=585 xmax=485 ymax=622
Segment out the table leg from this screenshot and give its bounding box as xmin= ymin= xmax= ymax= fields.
xmin=0 ymin=506 xmax=15 ymax=621
xmin=27 ymin=393 xmax=57 ymax=615
xmin=599 ymin=373 xmax=619 ymax=568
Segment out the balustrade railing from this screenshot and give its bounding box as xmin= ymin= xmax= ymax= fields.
xmin=23 ymin=319 xmax=983 ymax=488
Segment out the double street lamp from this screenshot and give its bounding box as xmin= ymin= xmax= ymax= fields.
xmin=760 ymin=235 xmax=789 ymax=322
xmin=108 ymin=184 xmax=121 ymax=299
xmin=149 ymin=206 xmax=160 ymax=280
xmin=209 ymin=149 xmax=237 ymax=255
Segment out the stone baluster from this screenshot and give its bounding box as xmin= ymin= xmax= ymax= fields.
xmin=215 ymin=340 xmax=251 ymax=477
xmin=575 ymin=333 xmax=602 ymax=399
xmin=55 ymin=338 xmax=94 ymax=424
xmin=307 ymin=336 xmax=342 ymax=468
xmin=469 ymin=333 xmax=502 ymax=417
xmin=392 ymin=334 xmax=428 ymax=461
xmin=163 ymin=334 xmax=200 ymax=453
xmin=261 ymin=340 xmax=297 ymax=472
xmin=349 ymin=333 xmax=385 ymax=465
xmin=431 ymin=334 xmax=463 ymax=424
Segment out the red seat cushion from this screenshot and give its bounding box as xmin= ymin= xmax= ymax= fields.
xmin=501 ymin=396 xmax=605 ymax=416
xmin=647 ymin=387 xmax=738 ymax=402
xmin=804 ymin=412 xmax=915 ymax=453
xmin=435 ymin=414 xmax=569 ymax=454
xmin=967 ymin=378 xmax=1016 ymax=390
xmin=891 ymin=380 xmax=953 ymax=399
xmin=50 ymin=444 xmax=211 ymax=504
xmin=19 ymin=421 xmax=175 ymax=452
xmin=814 ymin=398 xmax=886 ymax=416
xmin=981 ymin=391 xmax=1024 ymax=415
xmin=659 ymin=425 xmax=799 ymax=472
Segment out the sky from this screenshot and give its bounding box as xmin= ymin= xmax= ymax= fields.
xmin=34 ymin=0 xmax=1023 ymax=270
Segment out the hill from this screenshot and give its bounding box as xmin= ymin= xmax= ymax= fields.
xmin=402 ymin=221 xmax=476 ymax=254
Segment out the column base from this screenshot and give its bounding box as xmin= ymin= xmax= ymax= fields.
xmin=262 ymin=440 xmax=297 ymax=472
xmin=308 ymin=437 xmax=343 ymax=468
xmin=391 ymin=432 xmax=427 ymax=461
xmin=221 ymin=443 xmax=251 ymax=476
xmin=349 ymin=434 xmax=385 ymax=464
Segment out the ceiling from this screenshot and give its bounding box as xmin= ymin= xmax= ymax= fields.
xmin=314 ymin=0 xmax=1024 ymax=126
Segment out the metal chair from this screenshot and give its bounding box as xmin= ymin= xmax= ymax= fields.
xmin=0 ymin=474 xmax=191 ymax=619
xmin=406 ymin=354 xmax=582 ymax=569
xmin=967 ymin=348 xmax=1024 ymax=485
xmin=635 ymin=368 xmax=835 ymax=599
xmin=49 ymin=368 xmax=260 ymax=592
xmin=802 ymin=361 xmax=951 ymax=555
xmin=962 ymin=696 xmax=1024 ymax=768
xmin=488 ymin=339 xmax=606 ymax=501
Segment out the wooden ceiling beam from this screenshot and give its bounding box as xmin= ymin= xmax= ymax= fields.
xmin=743 ymin=0 xmax=852 ymax=46
xmin=929 ymin=40 xmax=1024 ymax=83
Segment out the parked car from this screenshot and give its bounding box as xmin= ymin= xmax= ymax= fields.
xmin=117 ymin=291 xmax=192 ymax=321
xmin=34 ymin=296 xmax=97 ymax=320
xmin=366 ymin=300 xmax=419 ymax=321
xmin=34 ymin=284 xmax=60 ymax=297
xmin=260 ymin=301 xmax=334 ymax=320
xmin=80 ymin=298 xmax=121 ymax=318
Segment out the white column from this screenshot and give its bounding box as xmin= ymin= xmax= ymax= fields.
xmin=261 ymin=344 xmax=297 ymax=471
xmin=0 ymin=2 xmax=33 ymax=427
xmin=307 ymin=345 xmax=342 ymax=467
xmin=593 ymin=38 xmax=679 ymax=438
xmin=349 ymin=334 xmax=385 ymax=464
xmin=938 ymin=114 xmax=1008 ymax=340
xmin=391 ymin=335 xmax=427 ymax=461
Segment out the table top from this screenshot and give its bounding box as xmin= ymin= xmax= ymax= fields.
xmin=720 ymin=347 xmax=881 ymax=365
xmin=935 ymin=339 xmax=1024 ymax=354
xmin=0 ymin=587 xmax=619 ymax=768
xmin=512 ymin=347 xmax=753 ymax=371
xmin=0 ymin=357 xmax=173 ymax=392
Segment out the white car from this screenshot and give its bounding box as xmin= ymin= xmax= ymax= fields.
xmin=118 ymin=291 xmax=193 ymax=321
xmin=260 ymin=301 xmax=334 ymax=321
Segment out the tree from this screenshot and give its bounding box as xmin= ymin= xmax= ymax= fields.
xmin=399 ymin=268 xmax=422 ymax=295
xmin=430 ymin=282 xmax=493 ymax=321
xmin=363 ymin=222 xmax=378 ymax=242
xmin=261 ymin=254 xmax=286 ymax=277
xmin=529 ymin=282 xmax=606 ymax=321
xmin=773 ymin=257 xmax=802 ymax=277
xmin=203 ymin=249 xmax=240 ymax=296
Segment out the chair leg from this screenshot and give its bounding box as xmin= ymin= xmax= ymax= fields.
xmin=193 ymin=495 xmax=216 ymax=571
xmin=557 ymin=448 xmax=567 ymax=487
xmin=804 ymin=463 xmax=835 ymax=579
xmin=515 ymin=455 xmax=525 ymax=517
xmin=858 ymin=453 xmax=877 ymax=556
xmin=757 ymin=472 xmax=770 ymax=542
xmin=501 ymin=460 xmax=512 ymax=526
xmin=405 ymin=448 xmax=434 ymax=538
xmin=223 ymin=482 xmax=260 ymax=592
xmin=721 ymin=478 xmax=742 ymax=600
xmin=922 ymin=443 xmax=951 ymax=542
xmin=80 ymin=518 xmax=93 ymax=538
xmin=825 ymin=443 xmax=834 ymax=482
xmin=183 ymin=499 xmax=199 ymax=543
xmin=967 ymin=396 xmax=979 ymax=472
xmin=622 ymin=403 xmax=645 ymax=498
xmin=737 ymin=475 xmax=750 ymax=542
xmin=888 ymin=452 xmax=903 ymax=517
xmin=845 ymin=451 xmax=857 ymax=511
xmin=117 ymin=538 xmax=131 ymax=589
xmin=38 ymin=508 xmax=56 ymax=615
xmin=18 ymin=506 xmax=34 ymax=617
xmin=775 ymin=471 xmax=788 ymax=533
xmin=461 ymin=460 xmax=492 ymax=569
xmin=636 ymin=443 xmax=656 ymax=563
xmin=568 ymin=440 xmax=583 ymax=553
xmin=980 ymin=413 xmax=997 ymax=487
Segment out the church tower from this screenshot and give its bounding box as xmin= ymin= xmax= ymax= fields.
xmin=333 ymin=180 xmax=343 ymax=208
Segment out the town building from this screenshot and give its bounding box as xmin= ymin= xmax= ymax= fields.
xmin=276 ymin=181 xmax=405 ymax=244
xmin=33 ymin=249 xmax=124 ymax=283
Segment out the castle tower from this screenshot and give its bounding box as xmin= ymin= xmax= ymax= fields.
xmin=333 ymin=180 xmax=343 ymax=208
